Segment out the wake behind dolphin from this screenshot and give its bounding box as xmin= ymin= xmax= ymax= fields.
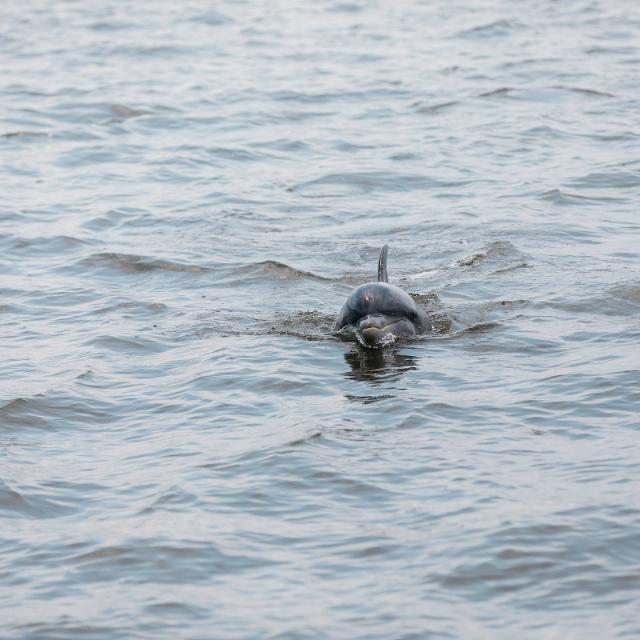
xmin=335 ymin=245 xmax=431 ymax=348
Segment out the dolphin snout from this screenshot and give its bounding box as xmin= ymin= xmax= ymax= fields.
xmin=357 ymin=314 xmax=387 ymax=331
xmin=356 ymin=315 xmax=398 ymax=348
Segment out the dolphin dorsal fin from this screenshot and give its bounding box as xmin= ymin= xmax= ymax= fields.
xmin=377 ymin=244 xmax=389 ymax=282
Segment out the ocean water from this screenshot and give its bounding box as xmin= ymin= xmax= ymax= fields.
xmin=1 ymin=0 xmax=639 ymax=638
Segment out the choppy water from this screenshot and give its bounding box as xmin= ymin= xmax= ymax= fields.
xmin=2 ymin=0 xmax=640 ymax=638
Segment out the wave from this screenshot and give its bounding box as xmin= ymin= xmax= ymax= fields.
xmin=79 ymin=252 xmax=215 ymax=274
xmin=290 ymin=171 xmax=471 ymax=197
xmin=456 ymin=240 xmax=524 ymax=269
xmin=231 ymin=260 xmax=332 ymax=284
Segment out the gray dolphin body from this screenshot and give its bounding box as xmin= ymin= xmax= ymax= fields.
xmin=335 ymin=245 xmax=431 ymax=348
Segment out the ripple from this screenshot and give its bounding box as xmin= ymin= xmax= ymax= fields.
xmin=435 ymin=518 xmax=640 ymax=605
xmin=539 ymin=188 xmax=626 ymax=205
xmin=187 ymin=9 xmax=232 ymax=26
xmin=607 ymin=283 xmax=640 ymax=310
xmin=290 ymin=171 xmax=470 ymax=197
xmin=0 ymin=393 xmax=115 ymax=431
xmin=412 ymin=100 xmax=460 ymax=115
xmin=0 ymin=480 xmax=84 ymax=519
xmin=67 ymin=540 xmax=276 ymax=584
xmin=0 ymin=130 xmax=49 ymax=140
xmin=1 ymin=233 xmax=89 ymax=258
xmin=543 ymin=282 xmax=640 ymax=316
xmin=456 ymin=240 xmax=524 ymax=269
xmin=478 ymin=86 xmax=514 ymax=99
xmin=80 ymin=208 xmax=145 ymax=232
xmin=87 ymin=334 xmax=168 ymax=354
xmin=551 ymin=85 xmax=615 ymax=98
xmin=456 ymin=19 xmax=524 ymax=39
xmin=568 ymin=171 xmax=640 ymax=190
xmin=229 ymin=260 xmax=332 ymax=285
xmin=78 ymin=252 xmax=215 ymax=274
xmin=109 ymin=104 xmax=149 ymax=120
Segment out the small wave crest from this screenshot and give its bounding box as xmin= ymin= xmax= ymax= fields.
xmin=79 ymin=252 xmax=214 ymax=274
xmin=456 ymin=240 xmax=526 ymax=271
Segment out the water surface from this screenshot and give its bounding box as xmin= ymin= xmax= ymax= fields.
xmin=1 ymin=0 xmax=640 ymax=638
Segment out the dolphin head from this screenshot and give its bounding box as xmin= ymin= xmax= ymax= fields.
xmin=335 ymin=282 xmax=430 ymax=349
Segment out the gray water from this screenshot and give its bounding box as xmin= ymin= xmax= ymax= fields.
xmin=1 ymin=0 xmax=640 ymax=638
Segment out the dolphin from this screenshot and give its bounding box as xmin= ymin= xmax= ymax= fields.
xmin=335 ymin=245 xmax=431 ymax=348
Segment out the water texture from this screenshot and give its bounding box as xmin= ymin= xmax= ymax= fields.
xmin=1 ymin=0 xmax=639 ymax=638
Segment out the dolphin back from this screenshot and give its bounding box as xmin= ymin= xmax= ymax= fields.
xmin=377 ymin=244 xmax=389 ymax=282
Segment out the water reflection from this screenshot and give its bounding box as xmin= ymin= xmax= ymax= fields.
xmin=343 ymin=347 xmax=418 ymax=384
